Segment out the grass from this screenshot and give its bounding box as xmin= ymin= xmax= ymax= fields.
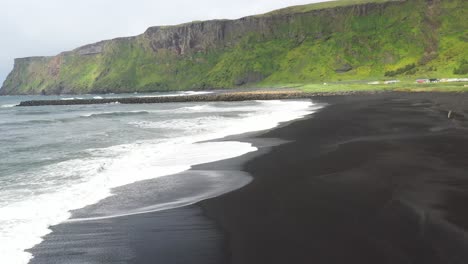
xmin=296 ymin=81 xmax=468 ymax=93
xmin=258 ymin=0 xmax=397 ymax=17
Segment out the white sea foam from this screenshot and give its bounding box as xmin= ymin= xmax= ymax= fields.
xmin=80 ymin=110 xmax=149 ymax=118
xmin=138 ymin=91 xmax=213 ymax=98
xmin=160 ymin=91 xmax=214 ymax=97
xmin=0 ymin=99 xmax=320 ymax=264
xmin=179 ymin=104 xmax=209 ymax=111
xmin=0 ymin=140 xmax=256 ymax=264
xmin=1 ymin=104 xmax=17 ymax=108
xmin=60 ymin=97 xmax=84 ymax=100
xmin=182 ymin=91 xmax=213 ymax=96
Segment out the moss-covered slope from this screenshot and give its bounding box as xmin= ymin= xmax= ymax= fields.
xmin=1 ymin=0 xmax=467 ymax=95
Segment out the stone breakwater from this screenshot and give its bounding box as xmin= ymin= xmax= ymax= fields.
xmin=17 ymin=91 xmax=368 ymax=107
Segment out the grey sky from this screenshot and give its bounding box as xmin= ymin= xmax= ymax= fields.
xmin=0 ymin=0 xmax=330 ymax=84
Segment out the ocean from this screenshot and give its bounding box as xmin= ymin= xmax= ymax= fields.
xmin=0 ymin=92 xmax=319 ymax=264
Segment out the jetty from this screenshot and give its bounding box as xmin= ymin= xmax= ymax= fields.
xmin=16 ymin=91 xmax=364 ymax=107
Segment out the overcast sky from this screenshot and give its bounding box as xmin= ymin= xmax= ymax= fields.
xmin=0 ymin=0 xmax=331 ymax=84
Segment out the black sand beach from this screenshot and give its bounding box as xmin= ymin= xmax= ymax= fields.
xmin=29 ymin=93 xmax=468 ymax=264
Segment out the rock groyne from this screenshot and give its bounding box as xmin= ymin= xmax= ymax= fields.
xmin=17 ymin=91 xmax=365 ymax=107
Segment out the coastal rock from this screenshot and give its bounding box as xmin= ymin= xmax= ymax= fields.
xmin=75 ymin=42 xmax=104 ymax=56
xmin=1 ymin=0 xmax=466 ymax=95
xmin=335 ymin=64 xmax=353 ymax=73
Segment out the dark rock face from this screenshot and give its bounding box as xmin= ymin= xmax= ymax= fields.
xmin=145 ymin=21 xmax=230 ymax=55
xmin=335 ymin=64 xmax=353 ymax=73
xmin=75 ymin=43 xmax=104 ymax=55
xmin=235 ymin=72 xmax=265 ymax=86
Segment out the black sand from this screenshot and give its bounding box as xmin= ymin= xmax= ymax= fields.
xmin=201 ymin=92 xmax=468 ymax=264
xmin=29 ymin=93 xmax=468 ymax=264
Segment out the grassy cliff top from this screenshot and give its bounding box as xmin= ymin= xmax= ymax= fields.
xmin=155 ymin=1 xmax=398 ymax=28
xmin=259 ymin=0 xmax=401 ymax=16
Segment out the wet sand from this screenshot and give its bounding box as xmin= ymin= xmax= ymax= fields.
xmin=29 ymin=92 xmax=468 ymax=264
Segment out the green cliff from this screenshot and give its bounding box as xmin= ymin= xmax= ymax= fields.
xmin=1 ymin=0 xmax=467 ymax=95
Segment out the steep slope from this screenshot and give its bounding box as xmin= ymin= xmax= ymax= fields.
xmin=1 ymin=0 xmax=467 ymax=95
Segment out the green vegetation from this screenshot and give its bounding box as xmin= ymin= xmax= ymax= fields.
xmin=297 ymin=81 xmax=468 ymax=93
xmin=259 ymin=0 xmax=398 ymax=17
xmin=454 ymin=59 xmax=468 ymax=75
xmin=385 ymin=64 xmax=416 ymax=77
xmin=1 ymin=0 xmax=467 ymax=95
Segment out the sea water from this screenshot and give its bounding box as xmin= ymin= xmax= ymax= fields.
xmin=0 ymin=92 xmax=319 ymax=264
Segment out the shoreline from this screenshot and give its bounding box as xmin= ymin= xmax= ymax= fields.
xmin=25 ymin=98 xmax=318 ymax=264
xmin=26 ymin=92 xmax=468 ymax=264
